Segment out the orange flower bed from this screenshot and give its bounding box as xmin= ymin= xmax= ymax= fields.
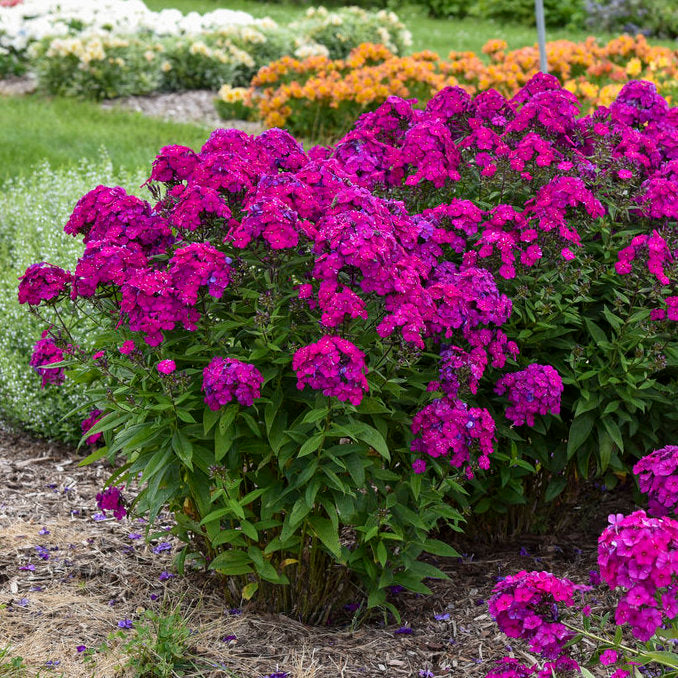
xmin=237 ymin=35 xmax=678 ymax=141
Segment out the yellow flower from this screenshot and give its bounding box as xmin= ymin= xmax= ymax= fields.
xmin=625 ymin=58 xmax=642 ymax=77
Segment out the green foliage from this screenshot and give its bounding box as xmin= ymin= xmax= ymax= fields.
xmin=32 ymin=36 xmax=163 ymax=100
xmin=120 ymin=608 xmax=198 ymax=678
xmin=415 ymin=0 xmax=584 ymax=26
xmin=0 ymin=647 xmax=27 ymax=678
xmin=586 ymin=0 xmax=678 ymax=39
xmin=0 ymin=159 xmax=147 ymax=442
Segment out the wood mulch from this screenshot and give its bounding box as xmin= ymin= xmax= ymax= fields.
xmin=0 ymin=428 xmax=632 ymax=677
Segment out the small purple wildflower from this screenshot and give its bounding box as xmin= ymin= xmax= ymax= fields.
xmin=153 ymin=542 xmax=172 ymax=554
xmin=419 ymin=671 xmax=435 ymax=678
xmin=44 ymin=660 xmax=60 ymax=669
xmin=395 ymin=626 xmax=413 ymax=635
xmin=35 ymin=546 xmax=50 ymax=560
xmin=388 ymin=585 xmax=405 ymax=595
xmin=39 ymin=527 xmax=50 ymax=535
xmin=128 ymin=533 xmax=142 ymax=540
xmin=434 ymin=612 xmax=450 ymax=621
xmin=92 ymin=513 xmax=107 ymax=522
xmin=159 ymin=571 xmax=174 ymax=581
xmin=17 ymin=598 xmax=29 ymax=607
xmin=19 ymin=563 xmax=35 ymax=571
xmin=221 ymin=634 xmax=237 ymax=642
xmin=76 ymin=646 xmax=86 ymax=653
xmin=228 ymin=608 xmax=242 ymax=615
xmin=117 ymin=619 xmax=133 ymax=629
xmin=150 ymin=594 xmax=159 ymax=601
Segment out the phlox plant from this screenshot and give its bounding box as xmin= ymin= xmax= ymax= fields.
xmin=18 ymin=122 xmax=548 ymax=620
xmin=484 ymin=446 xmax=678 ymax=678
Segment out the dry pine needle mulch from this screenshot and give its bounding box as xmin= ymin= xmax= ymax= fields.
xmin=0 ymin=429 xmax=626 ymax=677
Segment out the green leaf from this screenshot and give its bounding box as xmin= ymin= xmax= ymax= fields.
xmin=214 ymin=425 xmax=233 ymax=462
xmin=302 ymin=407 xmax=329 ymax=425
xmin=309 ymin=515 xmax=342 ymax=559
xmin=171 ymin=430 xmax=193 ymax=470
xmin=584 ymin=318 xmax=607 ymax=346
xmin=203 ymin=406 xmax=220 ymax=435
xmin=423 ymin=539 xmax=460 ymax=558
xmin=241 ymin=582 xmax=258 ymax=600
xmin=376 ymin=541 xmax=387 ymax=567
xmin=219 ymin=404 xmax=238 ymax=435
xmin=209 ymin=551 xmax=254 ymax=576
xmin=544 ymin=476 xmax=567 ymax=502
xmin=354 ymin=423 xmax=390 ymax=461
xmin=601 ymin=416 xmax=624 ymax=453
xmin=566 ymin=413 xmax=594 ymax=459
xmin=78 ymin=445 xmax=109 ymax=467
xmin=298 ymin=432 xmax=325 ymax=458
xmin=598 ymin=429 xmax=614 ymax=473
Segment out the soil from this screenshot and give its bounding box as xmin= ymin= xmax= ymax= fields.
xmin=0 ymin=428 xmax=633 ymax=677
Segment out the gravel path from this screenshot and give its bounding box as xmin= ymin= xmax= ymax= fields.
xmin=100 ymin=89 xmax=263 ymax=133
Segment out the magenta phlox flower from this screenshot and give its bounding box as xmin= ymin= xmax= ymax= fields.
xmin=72 ymin=241 xmax=147 ymax=298
xmin=355 ymin=95 xmax=420 ymax=144
xmin=202 ymin=356 xmax=263 ymax=409
xmin=292 ymin=335 xmax=369 ymax=406
xmin=598 ymin=510 xmax=678 ymax=641
xmin=410 ymin=397 xmax=495 ymax=476
xmin=392 ymin=119 xmax=462 ymax=188
xmin=488 ymin=570 xmax=587 ymax=659
xmin=120 ymin=269 xmax=200 ymax=346
xmin=610 ymin=81 xmax=669 ymax=128
xmin=96 ymin=485 xmax=127 ymax=520
xmin=18 ymin=262 xmax=72 ymax=306
xmin=495 ymin=364 xmax=563 ymax=427
xmin=633 ymin=445 xmax=678 ymax=517
xmin=81 ymin=409 xmax=103 ymax=445
xmin=148 ymin=144 xmax=198 ymax=184
xmin=169 ymin=184 xmax=233 ymax=232
xmin=169 ymin=242 xmax=231 ymax=305
xmin=254 ymin=127 xmax=308 ymax=171
xmin=30 ymin=332 xmax=65 ymax=388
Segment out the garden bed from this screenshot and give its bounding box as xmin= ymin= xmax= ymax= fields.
xmin=0 ymin=428 xmax=627 ymax=677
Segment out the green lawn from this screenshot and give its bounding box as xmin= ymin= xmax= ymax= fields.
xmin=143 ymin=0 xmax=660 ymax=56
xmin=0 ymin=96 xmax=210 ymax=184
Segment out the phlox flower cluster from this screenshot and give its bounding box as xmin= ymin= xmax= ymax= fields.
xmin=292 ymin=336 xmax=368 ymax=406
xmin=494 ymin=364 xmax=563 ymax=427
xmin=488 ymin=570 xmax=587 ymax=659
xmin=410 ymin=398 xmax=494 ymax=478
xmin=18 ymin=262 xmax=72 ymax=305
xmin=81 ymin=409 xmax=102 ymax=445
xmin=202 ymin=357 xmax=263 ymax=409
xmin=484 ymin=656 xmax=580 ymax=678
xmin=30 ymin=332 xmax=65 ymax=388
xmin=615 ymin=231 xmax=673 ymax=285
xmin=633 ymin=445 xmax=678 ymax=517
xmin=96 ymin=485 xmax=126 ymax=520
xmin=597 ymin=510 xmax=678 ymax=641
xmin=168 ymin=242 xmax=231 ymax=305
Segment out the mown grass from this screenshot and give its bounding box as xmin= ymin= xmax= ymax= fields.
xmin=143 ymin=0 xmax=667 ymax=56
xmin=0 ymin=95 xmax=211 ymax=183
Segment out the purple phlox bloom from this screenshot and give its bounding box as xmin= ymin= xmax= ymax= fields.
xmin=35 ymin=546 xmax=50 ymax=560
xmin=153 ymin=542 xmax=172 ymax=554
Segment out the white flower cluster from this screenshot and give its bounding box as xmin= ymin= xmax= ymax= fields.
xmin=0 ymin=0 xmax=256 ymax=51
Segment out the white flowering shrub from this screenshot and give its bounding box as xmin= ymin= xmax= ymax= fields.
xmin=0 ymin=158 xmax=146 ymax=441
xmin=1 ymin=1 xmax=411 ymax=96
xmin=289 ymin=6 xmax=413 ymax=60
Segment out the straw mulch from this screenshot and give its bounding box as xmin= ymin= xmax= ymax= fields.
xmin=0 ymin=429 xmax=627 ymax=677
